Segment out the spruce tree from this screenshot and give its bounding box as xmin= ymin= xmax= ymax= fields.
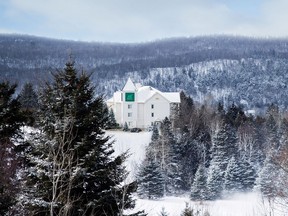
xmin=17 ymin=82 xmax=39 ymax=125
xmin=21 ymin=61 xmax=140 ymax=216
xmin=256 ymin=157 xmax=280 ymax=198
xmin=106 ymin=108 xmax=118 ymax=129
xmin=0 ymin=81 xmax=26 ymax=215
xmin=181 ymin=203 xmax=194 ymax=216
xmin=137 ymin=154 xmax=164 ymax=200
xmin=190 ymin=163 xmax=207 ymax=201
xmin=206 ymin=162 xmax=223 ymax=200
xmin=224 ymin=157 xmax=243 ymax=195
xmin=158 ymin=207 xmax=169 ymax=216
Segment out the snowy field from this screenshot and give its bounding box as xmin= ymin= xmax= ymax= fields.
xmin=107 ymin=130 xmax=288 ymax=216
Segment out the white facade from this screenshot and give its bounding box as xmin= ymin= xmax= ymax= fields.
xmin=107 ymin=78 xmax=180 ymax=129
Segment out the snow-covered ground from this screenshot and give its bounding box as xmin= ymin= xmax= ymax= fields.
xmin=106 ymin=130 xmax=151 ymax=180
xmin=108 ymin=130 xmax=288 ymax=216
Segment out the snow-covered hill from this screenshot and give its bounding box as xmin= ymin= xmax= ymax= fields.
xmin=108 ymin=130 xmax=288 ymax=216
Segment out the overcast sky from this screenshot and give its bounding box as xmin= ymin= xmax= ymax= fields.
xmin=0 ymin=0 xmax=288 ymax=43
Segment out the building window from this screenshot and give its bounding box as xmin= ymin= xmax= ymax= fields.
xmin=151 ymin=113 xmax=154 ymax=117
xmin=151 ymin=104 xmax=154 ymax=109
xmin=128 ymin=104 xmax=132 ymax=109
xmin=128 ymin=112 xmax=132 ymax=117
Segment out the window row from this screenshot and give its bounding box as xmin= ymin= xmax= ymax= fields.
xmin=127 ymin=112 xmax=154 ymax=117
xmin=127 ymin=104 xmax=154 ymax=109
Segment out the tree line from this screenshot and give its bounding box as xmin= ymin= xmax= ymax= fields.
xmin=137 ymin=92 xmax=288 ymax=205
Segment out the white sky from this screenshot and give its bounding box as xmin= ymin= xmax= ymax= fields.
xmin=1 ymin=0 xmax=288 ymax=43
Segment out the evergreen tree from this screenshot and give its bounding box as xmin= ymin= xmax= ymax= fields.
xmin=180 ymin=203 xmax=194 ymax=216
xmin=159 ymin=117 xmax=181 ymax=194
xmin=190 ymin=163 xmax=207 ymax=201
xmin=137 ymin=158 xmax=164 ymax=200
xmin=17 ymin=82 xmax=39 ymax=126
xmin=106 ymin=108 xmax=118 ymax=129
xmin=206 ymin=162 xmax=223 ymax=200
xmin=224 ymin=157 xmax=243 ymax=195
xmin=256 ymin=157 xmax=280 ymax=198
xmin=123 ymin=122 xmax=129 ymax=131
xmin=158 ymin=207 xmax=169 ymax=216
xmin=211 ymin=122 xmax=237 ymax=172
xmin=21 ymin=61 xmax=140 ymax=215
xmin=151 ymin=124 xmax=160 ymax=142
xmin=18 ymin=82 xmax=39 ymax=111
xmin=265 ymin=114 xmax=280 ymax=152
xmin=0 ymin=81 xmax=26 ymax=215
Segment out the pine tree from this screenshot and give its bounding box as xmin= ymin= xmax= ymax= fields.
xmin=159 ymin=117 xmax=180 ymax=194
xmin=151 ymin=124 xmax=159 ymax=142
xmin=137 ymin=158 xmax=165 ymax=200
xmin=190 ymin=163 xmax=207 ymax=201
xmin=0 ymin=81 xmax=26 ymax=215
xmin=181 ymin=203 xmax=194 ymax=216
xmin=18 ymin=82 xmax=39 ymax=111
xmin=21 ymin=61 xmax=141 ymax=216
xmin=106 ymin=108 xmax=118 ymax=129
xmin=211 ymin=122 xmax=237 ymax=172
xmin=206 ymin=162 xmax=223 ymax=200
xmin=158 ymin=207 xmax=169 ymax=216
xmin=224 ymin=157 xmax=243 ymax=195
xmin=17 ymin=82 xmax=39 ymax=126
xmin=123 ymin=122 xmax=129 ymax=131
xmin=256 ymin=157 xmax=280 ymax=198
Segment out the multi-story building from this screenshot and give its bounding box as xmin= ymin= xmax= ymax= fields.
xmin=107 ymin=78 xmax=180 ymax=129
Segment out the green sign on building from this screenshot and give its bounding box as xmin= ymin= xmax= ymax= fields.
xmin=125 ymin=92 xmax=135 ymax=102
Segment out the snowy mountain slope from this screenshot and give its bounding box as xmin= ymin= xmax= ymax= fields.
xmin=108 ymin=130 xmax=288 ymax=216
xmin=2 ymin=34 xmax=288 ymax=110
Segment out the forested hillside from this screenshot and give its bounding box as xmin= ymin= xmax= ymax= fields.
xmin=1 ymin=34 xmax=288 ymax=110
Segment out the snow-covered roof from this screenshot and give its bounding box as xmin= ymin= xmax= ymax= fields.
xmin=122 ymin=77 xmax=136 ymax=91
xmin=108 ymin=78 xmax=180 ymax=104
xmin=137 ymin=86 xmax=180 ymax=103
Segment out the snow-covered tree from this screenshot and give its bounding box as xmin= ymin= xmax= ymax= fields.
xmin=106 ymin=108 xmax=118 ymax=129
xmin=158 ymin=207 xmax=169 ymax=216
xmin=190 ymin=163 xmax=207 ymax=201
xmin=0 ymin=81 xmax=26 ymax=215
xmin=137 ymin=158 xmax=164 ymax=200
xmin=21 ymin=61 xmax=140 ymax=216
xmin=256 ymin=157 xmax=280 ymax=198
xmin=211 ymin=122 xmax=237 ymax=172
xmin=206 ymin=162 xmax=223 ymax=200
xmin=180 ymin=203 xmax=194 ymax=216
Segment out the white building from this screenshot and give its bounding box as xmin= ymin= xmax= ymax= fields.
xmin=107 ymin=78 xmax=180 ymax=129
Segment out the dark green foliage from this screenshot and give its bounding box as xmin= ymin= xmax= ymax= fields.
xmin=224 ymin=157 xmax=256 ymax=195
xmin=106 ymin=108 xmax=118 ymax=129
xmin=137 ymin=159 xmax=165 ymax=200
xmin=190 ymin=164 xmax=207 ymax=201
xmin=22 ymin=61 xmax=140 ymax=215
xmin=211 ymin=122 xmax=237 ymax=171
xmin=123 ymin=122 xmax=129 ymax=131
xmin=256 ymin=157 xmax=280 ymax=198
xmin=181 ymin=203 xmax=194 ymax=216
xmin=206 ymin=163 xmax=223 ymax=200
xmin=0 ymin=81 xmax=27 ymax=215
xmin=17 ymin=82 xmax=39 ymax=126
xmin=158 ymin=207 xmax=169 ymax=216
xmin=151 ymin=124 xmax=159 ymax=142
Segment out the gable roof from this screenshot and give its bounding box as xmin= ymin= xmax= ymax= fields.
xmin=137 ymin=86 xmax=180 ymax=103
xmin=122 ymin=78 xmax=136 ymax=91
xmin=108 ymin=78 xmax=180 ymax=104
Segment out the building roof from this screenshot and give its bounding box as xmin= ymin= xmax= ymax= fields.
xmin=137 ymin=86 xmax=180 ymax=103
xmin=122 ymin=77 xmax=136 ymax=91
xmin=108 ymin=78 xmax=180 ymax=103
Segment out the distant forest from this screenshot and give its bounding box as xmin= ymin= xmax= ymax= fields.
xmin=1 ymin=34 xmax=288 ymax=111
